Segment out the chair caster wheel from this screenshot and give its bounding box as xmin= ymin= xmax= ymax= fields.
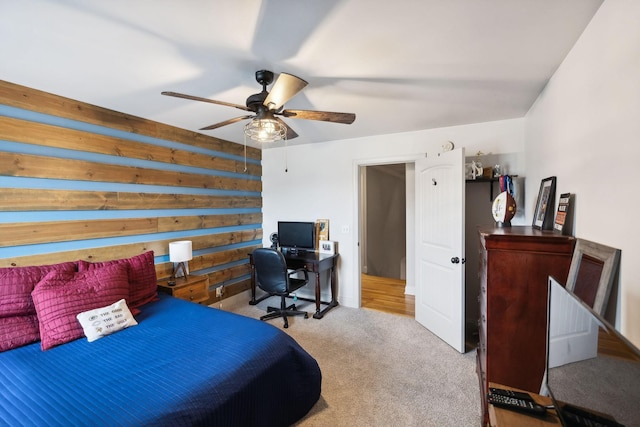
xmin=304 ymin=313 xmax=309 ymax=319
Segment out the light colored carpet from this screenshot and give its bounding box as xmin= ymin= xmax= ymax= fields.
xmin=229 ymin=298 xmax=482 ymax=426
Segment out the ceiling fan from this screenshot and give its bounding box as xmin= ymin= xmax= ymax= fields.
xmin=162 ymin=70 xmax=356 ymax=142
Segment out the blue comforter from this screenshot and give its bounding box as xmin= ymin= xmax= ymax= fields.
xmin=0 ymin=295 xmax=321 ymax=426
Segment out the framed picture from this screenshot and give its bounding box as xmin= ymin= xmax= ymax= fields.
xmin=315 ymin=219 xmax=329 ymax=248
xmin=532 ymin=176 xmax=556 ymax=230
xmin=554 ymin=193 xmax=572 ymax=234
xmin=319 ymin=240 xmax=336 ymax=255
xmin=565 ymin=238 xmax=620 ymax=315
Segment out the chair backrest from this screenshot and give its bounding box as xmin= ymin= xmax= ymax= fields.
xmin=252 ymin=248 xmax=288 ymax=294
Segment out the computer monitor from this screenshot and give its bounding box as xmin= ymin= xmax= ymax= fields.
xmin=277 ymin=221 xmax=315 ymax=253
xmin=544 ymin=276 xmax=640 ymax=426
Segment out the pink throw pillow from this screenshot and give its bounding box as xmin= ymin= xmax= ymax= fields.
xmin=0 ymin=262 xmax=77 ymax=352
xmin=0 ymin=316 xmax=40 ymax=352
xmin=32 ymin=264 xmax=130 ymax=350
xmin=0 ymin=262 xmax=77 ymax=317
xmin=77 ymin=251 xmax=157 ymax=309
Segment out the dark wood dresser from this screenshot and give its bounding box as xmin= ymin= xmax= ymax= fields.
xmin=477 ymin=226 xmax=574 ymax=423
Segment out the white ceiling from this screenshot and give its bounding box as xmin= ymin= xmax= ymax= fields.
xmin=1 ymin=0 xmax=603 ymax=148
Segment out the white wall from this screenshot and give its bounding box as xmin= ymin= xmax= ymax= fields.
xmin=262 ymin=118 xmax=524 ymax=309
xmin=524 ymin=0 xmax=640 ymax=345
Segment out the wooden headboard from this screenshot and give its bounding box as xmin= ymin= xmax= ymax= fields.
xmin=0 ymin=80 xmax=262 ymax=303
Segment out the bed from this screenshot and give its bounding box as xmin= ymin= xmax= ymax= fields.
xmin=0 ymin=255 xmax=321 ymax=427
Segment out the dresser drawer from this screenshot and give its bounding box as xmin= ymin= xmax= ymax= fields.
xmin=173 ymin=281 xmax=208 ymax=302
xmin=157 ymin=275 xmax=210 ymax=303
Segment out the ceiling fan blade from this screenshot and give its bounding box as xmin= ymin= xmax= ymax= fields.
xmin=263 ymin=73 xmax=308 ymax=110
xmin=281 ymin=109 xmax=356 ymax=124
xmin=275 ymin=117 xmax=298 ymax=139
xmin=251 ymin=0 xmax=341 ymax=62
xmin=200 ymin=115 xmax=254 ymax=130
xmin=162 ymin=91 xmax=251 ymax=112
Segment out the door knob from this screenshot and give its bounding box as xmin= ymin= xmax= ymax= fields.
xmin=451 ymin=257 xmax=460 ymax=264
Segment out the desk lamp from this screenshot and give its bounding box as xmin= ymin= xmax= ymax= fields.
xmin=168 ymin=240 xmax=192 ymax=286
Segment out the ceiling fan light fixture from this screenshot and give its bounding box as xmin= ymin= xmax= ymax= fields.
xmin=244 ymin=117 xmax=286 ymax=143
xmin=163 ymin=69 xmax=354 ymax=143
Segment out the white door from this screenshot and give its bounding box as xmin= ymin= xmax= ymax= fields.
xmin=415 ymin=148 xmax=465 ymax=353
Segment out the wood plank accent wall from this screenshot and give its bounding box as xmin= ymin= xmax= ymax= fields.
xmin=0 ymin=80 xmax=262 ymax=304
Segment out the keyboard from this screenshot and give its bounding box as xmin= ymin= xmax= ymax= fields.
xmin=561 ymin=404 xmax=625 ymax=427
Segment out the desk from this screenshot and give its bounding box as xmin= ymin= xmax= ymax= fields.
xmin=249 ymin=250 xmax=339 ymax=319
xmin=488 ymin=383 xmax=561 ymax=427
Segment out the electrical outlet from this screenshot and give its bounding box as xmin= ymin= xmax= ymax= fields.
xmin=215 ymin=287 xmax=223 ymax=298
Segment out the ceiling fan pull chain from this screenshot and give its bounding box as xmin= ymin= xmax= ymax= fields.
xmin=284 ymin=136 xmax=288 ymax=173
xmin=243 ymin=134 xmax=248 ymax=173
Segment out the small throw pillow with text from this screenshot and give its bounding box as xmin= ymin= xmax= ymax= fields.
xmin=76 ymin=299 xmax=138 ymax=342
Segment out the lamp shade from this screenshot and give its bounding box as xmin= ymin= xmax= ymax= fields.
xmin=169 ymin=240 xmax=192 ymax=263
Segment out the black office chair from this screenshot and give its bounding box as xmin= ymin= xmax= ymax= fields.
xmin=252 ymin=248 xmax=309 ymax=328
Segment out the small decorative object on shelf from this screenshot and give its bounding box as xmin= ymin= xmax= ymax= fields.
xmin=465 ymin=161 xmax=484 ymax=179
xmin=492 ymin=191 xmax=517 ymax=227
xmin=473 ymin=161 xmax=483 ymax=179
xmin=465 ymin=163 xmax=475 ymax=179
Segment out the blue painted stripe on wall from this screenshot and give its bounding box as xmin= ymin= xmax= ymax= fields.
xmin=0 ymin=208 xmax=261 ymax=223
xmin=0 ymin=104 xmax=261 ymax=165
xmin=204 ymin=258 xmax=249 ymax=272
xmin=0 ymin=140 xmax=260 ymax=181
xmin=217 ymin=275 xmax=252 ymax=287
xmin=0 ymin=234 xmax=260 ymax=259
xmin=0 ymin=176 xmax=261 ymax=197
xmin=199 ymin=240 xmax=262 ymax=254
xmin=159 ymin=242 xmax=258 ymax=264
xmin=197 ymin=258 xmax=250 ymax=276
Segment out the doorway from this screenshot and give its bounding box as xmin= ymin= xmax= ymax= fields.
xmin=360 ymin=163 xmax=415 ymax=317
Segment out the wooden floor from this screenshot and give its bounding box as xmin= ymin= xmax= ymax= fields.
xmin=362 ymin=274 xmax=479 ymax=351
xmin=361 ymin=273 xmax=415 ymax=317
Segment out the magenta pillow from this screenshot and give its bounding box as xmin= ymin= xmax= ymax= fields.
xmin=0 ymin=261 xmax=77 ymax=352
xmin=77 ymin=251 xmax=157 ymax=309
xmin=0 ymin=316 xmax=40 ymax=352
xmin=32 ymin=264 xmax=130 ymax=351
xmin=0 ymin=262 xmax=77 ymax=318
